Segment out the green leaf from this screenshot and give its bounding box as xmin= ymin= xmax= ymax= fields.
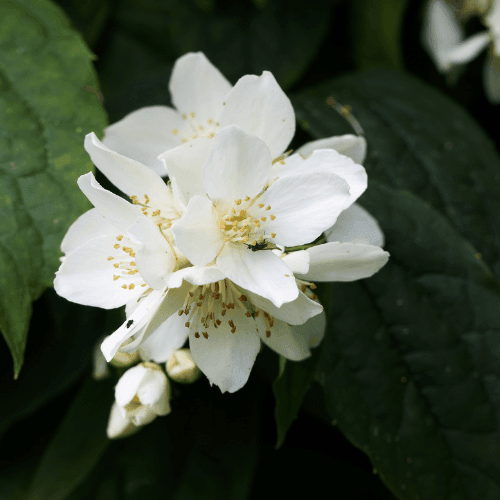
xmin=108 ymin=0 xmax=335 ymax=91
xmin=292 ymin=70 xmax=500 ymax=279
xmin=0 ymin=0 xmax=107 ymax=374
xmin=316 ymin=183 xmax=500 ymax=499
xmin=351 ymin=0 xmax=409 ymax=70
xmin=273 ymin=349 xmax=321 ymax=449
xmin=26 ymin=377 xmax=112 ymax=500
xmin=293 ymin=72 xmax=500 ymax=498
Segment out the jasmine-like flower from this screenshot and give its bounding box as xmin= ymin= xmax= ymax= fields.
xmin=422 ymin=0 xmax=500 ymax=102
xmin=162 ymin=125 xmax=365 ymax=307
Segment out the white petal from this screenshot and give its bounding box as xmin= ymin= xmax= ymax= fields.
xmin=101 ymin=289 xmax=165 ymax=361
xmin=447 ymin=32 xmax=491 ymax=65
xmin=271 ymin=149 xmax=367 ymax=209
xmin=54 ymin=234 xmax=143 ymax=309
xmin=107 ymin=402 xmax=139 ymax=439
xmin=203 ymin=126 xmax=271 ymax=201
xmin=325 ymin=203 xmax=385 ymax=247
xmin=84 ymin=133 xmax=175 ymax=214
xmin=172 ymin=195 xmax=223 ymax=266
xmin=483 ymin=53 xmax=500 ymax=103
xmin=127 ymin=216 xmax=176 ymax=289
xmin=169 ymin=52 xmax=232 ymax=124
xmin=158 ymin=138 xmax=211 ymax=203
xmin=137 ymin=369 xmax=169 ymax=407
xmin=124 ymin=283 xmax=192 ymax=354
xmin=189 ymin=307 xmax=260 ymax=393
xmin=138 ymin=313 xmax=189 ymax=362
xmin=61 ymin=208 xmax=115 ymax=255
xmin=77 ymin=172 xmax=141 ymax=234
xmin=281 ymin=250 xmax=310 ymax=275
xmin=260 ymin=171 xmax=350 ymax=246
xmin=220 ymin=71 xmax=295 ymax=158
xmin=115 ymin=364 xmax=149 ymax=406
xmin=299 ymin=242 xmax=389 ymax=282
xmin=422 ymin=0 xmax=464 ymax=72
xmin=216 ymin=245 xmax=298 ymax=307
xmin=246 ymin=288 xmax=323 ymax=325
xmin=257 ymin=311 xmax=326 ymax=360
xmin=102 ymin=106 xmax=183 ymax=175
xmin=163 ymin=265 xmax=225 ymax=289
xmin=295 ymin=135 xmax=367 ymax=165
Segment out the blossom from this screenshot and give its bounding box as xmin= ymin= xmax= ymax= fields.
xmin=422 ymin=0 xmax=500 ymax=103
xmin=107 ymin=362 xmax=170 ymax=438
xmin=161 ymin=125 xmax=366 ymax=307
xmin=102 ymin=52 xmax=295 ymax=175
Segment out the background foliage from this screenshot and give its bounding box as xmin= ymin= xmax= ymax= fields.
xmin=1 ymin=0 xmax=499 ymax=499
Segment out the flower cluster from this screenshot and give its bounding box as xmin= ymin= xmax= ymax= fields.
xmin=54 ymin=52 xmax=389 ymax=435
xmin=422 ymin=0 xmax=500 ymax=103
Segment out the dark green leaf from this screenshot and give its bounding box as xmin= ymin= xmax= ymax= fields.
xmin=26 ymin=377 xmax=112 ymax=500
xmin=0 ymin=0 xmax=107 ymax=374
xmin=317 ymin=183 xmax=500 ymax=500
xmin=273 ymin=349 xmax=321 ymax=449
xmin=352 ymin=0 xmax=409 ymax=70
xmin=292 ymin=70 xmax=500 ymax=279
xmin=108 ymin=0 xmax=334 ymax=91
xmin=0 ymin=289 xmax=122 ymax=429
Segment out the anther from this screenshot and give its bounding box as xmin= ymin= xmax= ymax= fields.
xmin=302 ymin=285 xmax=307 ymax=293
xmin=270 ymin=215 xmax=276 ymax=220
xmin=216 ymin=319 xmax=221 ymax=325
xmin=202 ymin=331 xmax=209 ymax=339
xmin=235 ymin=199 xmax=242 ymax=205
xmin=107 ymin=256 xmax=114 ymax=261
xmin=114 ymin=244 xmax=120 ymax=249
xmin=244 ymin=196 xmax=250 ymax=201
xmin=310 ymin=283 xmax=317 ymax=289
xmin=261 ymin=217 xmax=267 ymax=221
xmin=266 ymin=205 xmax=271 ymax=210
xmin=116 ymin=235 xmax=124 ymax=241
xmin=172 ymin=129 xmax=179 ymax=135
xmin=239 ymin=295 xmax=248 ymax=302
xmin=185 ymin=322 xmax=190 ymax=327
xmin=258 ymin=203 xmax=264 ymax=208
xmin=195 ymin=332 xmax=200 ymax=338
xmin=266 ymin=330 xmax=271 ymax=338
xmin=245 ymin=311 xmax=252 ymax=317
xmin=128 ymin=284 xmax=135 ymax=290
xmin=178 ymin=310 xmax=184 ymax=316
xmin=121 ymin=285 xmax=127 ymax=289
xmin=113 ymin=275 xmax=119 ymax=281
xmin=130 ymin=262 xmax=136 ymax=266
xmin=231 ymin=327 xmax=236 ymax=334
xmin=271 ymin=233 xmax=276 ymax=238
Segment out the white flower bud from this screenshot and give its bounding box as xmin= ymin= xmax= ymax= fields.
xmin=166 ymin=349 xmax=201 ymax=384
xmin=102 ymin=335 xmax=140 ymax=368
xmin=106 ymin=402 xmax=141 ymax=439
xmin=114 ymin=362 xmax=170 ymax=427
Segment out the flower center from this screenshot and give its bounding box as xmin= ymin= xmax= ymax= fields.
xmin=216 ymin=193 xmax=277 ymax=249
xmin=177 ymin=280 xmax=251 ymax=339
xmin=107 ymin=234 xmax=148 ymax=291
xmin=172 ymin=112 xmax=220 ymax=144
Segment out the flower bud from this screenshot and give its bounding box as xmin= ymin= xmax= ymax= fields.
xmin=114 ymin=362 xmax=170 ymax=427
xmin=106 ymin=402 xmax=141 ymax=439
xmin=103 ymin=335 xmax=140 ymax=368
xmin=166 ymin=349 xmax=201 ymax=384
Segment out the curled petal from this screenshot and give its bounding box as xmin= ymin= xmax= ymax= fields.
xmin=300 ymin=242 xmax=389 ymax=282
xmin=294 ymin=135 xmax=367 ymax=165
xmin=115 ymin=364 xmax=149 ymax=406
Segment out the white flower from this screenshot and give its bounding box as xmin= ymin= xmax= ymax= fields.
xmin=422 ymin=0 xmax=500 ymax=103
xmin=165 ymin=348 xmax=201 ymax=384
xmin=163 ymin=125 xmax=366 ymax=307
xmin=113 ymin=362 xmax=170 ymax=429
xmin=102 ymin=52 xmax=295 ymax=175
